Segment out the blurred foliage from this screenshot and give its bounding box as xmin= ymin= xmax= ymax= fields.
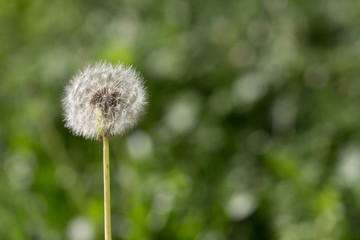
xmin=1 ymin=0 xmax=360 ymax=239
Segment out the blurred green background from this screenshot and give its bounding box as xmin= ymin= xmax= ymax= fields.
xmin=1 ymin=0 xmax=360 ymax=239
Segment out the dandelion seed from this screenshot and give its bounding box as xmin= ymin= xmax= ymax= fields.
xmin=62 ymin=61 xmax=147 ymax=140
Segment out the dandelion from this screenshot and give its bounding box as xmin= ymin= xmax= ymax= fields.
xmin=62 ymin=61 xmax=147 ymax=240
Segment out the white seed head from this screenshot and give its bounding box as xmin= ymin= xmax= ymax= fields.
xmin=62 ymin=62 xmax=147 ymax=140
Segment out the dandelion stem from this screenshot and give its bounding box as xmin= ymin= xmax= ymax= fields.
xmin=103 ymin=136 xmax=112 ymax=240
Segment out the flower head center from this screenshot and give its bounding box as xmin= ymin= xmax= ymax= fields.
xmin=90 ymin=88 xmax=121 ymax=115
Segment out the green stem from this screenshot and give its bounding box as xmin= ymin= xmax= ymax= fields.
xmin=103 ymin=136 xmax=112 ymax=240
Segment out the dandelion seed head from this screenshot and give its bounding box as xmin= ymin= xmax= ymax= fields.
xmin=63 ymin=62 xmax=147 ymax=139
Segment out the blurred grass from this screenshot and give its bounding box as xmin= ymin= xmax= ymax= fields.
xmin=1 ymin=0 xmax=360 ymax=239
